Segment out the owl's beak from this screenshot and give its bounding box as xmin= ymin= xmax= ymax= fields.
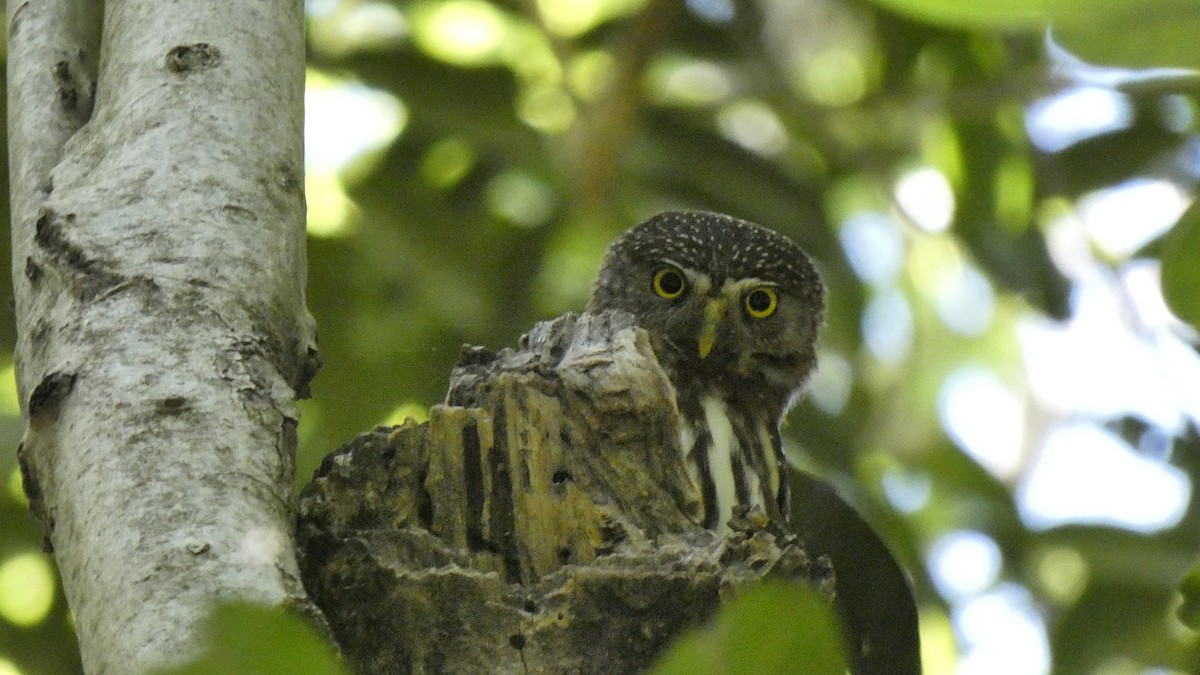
xmin=698 ymin=298 xmax=728 ymax=359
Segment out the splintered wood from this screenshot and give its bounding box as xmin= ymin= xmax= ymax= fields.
xmin=298 ymin=311 xmax=832 ymax=674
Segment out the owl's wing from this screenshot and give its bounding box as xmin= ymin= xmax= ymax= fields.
xmin=789 ymin=469 xmax=922 ymax=675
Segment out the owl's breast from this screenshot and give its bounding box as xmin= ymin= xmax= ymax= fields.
xmin=674 ymin=391 xmax=786 ymax=532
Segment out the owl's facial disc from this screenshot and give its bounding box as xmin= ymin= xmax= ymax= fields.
xmin=586 ymin=210 xmax=825 ymax=406
xmin=694 ymin=277 xmax=778 ymax=360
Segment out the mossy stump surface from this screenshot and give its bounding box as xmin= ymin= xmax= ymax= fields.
xmin=298 ymin=312 xmax=833 ymax=674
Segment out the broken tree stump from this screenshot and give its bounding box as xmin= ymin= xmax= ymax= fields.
xmin=297 ymin=311 xmax=834 ymax=674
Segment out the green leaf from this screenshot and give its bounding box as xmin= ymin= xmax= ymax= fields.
xmin=867 ymin=0 xmax=1200 ymax=70
xmin=1178 ymin=563 xmax=1200 ymax=629
xmin=1053 ymin=2 xmax=1200 ymax=70
xmin=652 ymin=582 xmax=847 ymax=675
xmin=155 ymin=602 xmax=349 ymax=675
xmin=863 ymin=0 xmax=1094 ymax=28
xmin=1161 ymin=199 xmax=1200 ymax=332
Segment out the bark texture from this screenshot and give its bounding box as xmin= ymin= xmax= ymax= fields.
xmin=7 ymin=1 xmax=319 ymax=672
xmin=298 ymin=312 xmax=833 ymax=674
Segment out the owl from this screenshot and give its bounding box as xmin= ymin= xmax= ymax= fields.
xmin=588 ymin=210 xmax=825 ymax=531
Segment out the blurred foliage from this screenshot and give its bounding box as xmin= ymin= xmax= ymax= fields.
xmin=652 ymin=581 xmax=847 ymax=675
xmin=4 ymin=0 xmax=1200 ymax=673
xmin=1162 ymin=199 xmax=1200 ymax=330
xmin=153 ymin=602 xmax=350 ymax=675
xmin=869 ymin=0 xmax=1200 ymax=70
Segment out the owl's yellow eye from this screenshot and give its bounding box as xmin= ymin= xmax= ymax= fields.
xmin=652 ymin=268 xmax=686 ymax=299
xmin=744 ymin=287 xmax=777 ymax=318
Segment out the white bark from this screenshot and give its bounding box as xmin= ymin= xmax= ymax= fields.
xmin=7 ymin=1 xmax=318 ymax=673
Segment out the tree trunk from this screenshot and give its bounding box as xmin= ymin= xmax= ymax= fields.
xmin=6 ymin=1 xmax=319 ymax=672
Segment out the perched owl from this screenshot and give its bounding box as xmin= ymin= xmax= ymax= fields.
xmin=588 ymin=210 xmax=825 ymax=531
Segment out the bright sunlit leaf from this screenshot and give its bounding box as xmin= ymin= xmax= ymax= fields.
xmin=648 ymin=58 xmax=732 ymax=107
xmin=1031 ymin=545 xmax=1089 ymax=607
xmin=801 ymin=46 xmax=869 ymax=107
xmin=535 ymin=0 xmax=645 ymax=37
xmin=383 ymin=402 xmax=430 ymax=426
xmin=336 ymin=2 xmax=408 ymax=46
xmin=410 ymin=0 xmax=510 ymax=66
xmin=717 ymin=99 xmax=788 ymax=157
xmin=500 ymin=24 xmax=562 ymax=85
xmin=305 ymin=169 xmax=354 ymax=237
xmin=537 ymin=0 xmax=604 ymax=36
xmin=993 ymin=153 xmax=1034 ymax=231
xmin=0 ymin=363 xmax=19 ymax=416
xmin=487 ymin=170 xmax=557 ymax=228
xmin=517 ymin=86 xmax=576 ymax=133
xmin=919 ymin=118 xmax=964 ymax=189
xmin=421 ymin=136 xmax=477 ymax=188
xmin=918 ymin=606 xmax=959 ymax=674
xmin=6 ymin=468 xmax=25 ymax=507
xmin=0 ymin=552 xmax=55 ymax=628
xmin=567 ymin=50 xmax=615 ymax=100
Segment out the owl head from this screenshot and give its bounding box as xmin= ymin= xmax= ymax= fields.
xmin=588 ymin=211 xmax=825 ymax=404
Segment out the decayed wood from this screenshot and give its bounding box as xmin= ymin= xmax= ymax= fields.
xmin=298 ymin=311 xmax=833 ymax=674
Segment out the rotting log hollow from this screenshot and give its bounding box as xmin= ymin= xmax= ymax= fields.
xmin=297 ymin=311 xmax=833 ymax=674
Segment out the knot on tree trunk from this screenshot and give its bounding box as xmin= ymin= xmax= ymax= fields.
xmin=297 ymin=311 xmax=833 ymax=674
